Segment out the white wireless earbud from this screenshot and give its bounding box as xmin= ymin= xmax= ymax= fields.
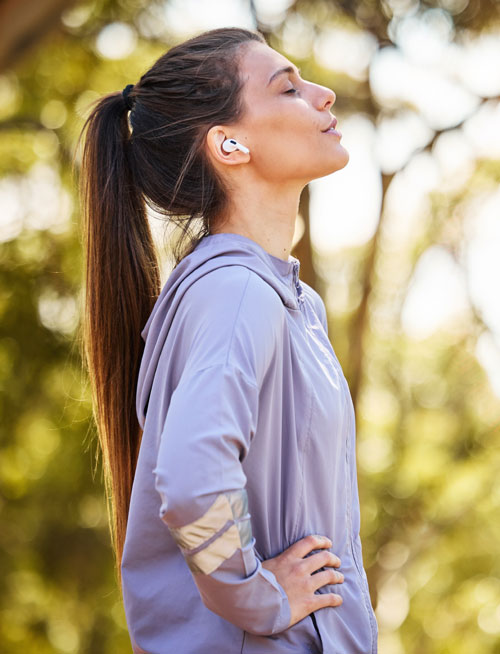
xmin=222 ymin=138 xmax=250 ymax=154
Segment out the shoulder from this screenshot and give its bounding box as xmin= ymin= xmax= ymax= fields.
xmin=176 ymin=265 xmax=286 ymax=382
xmin=182 ymin=264 xmax=284 ymax=323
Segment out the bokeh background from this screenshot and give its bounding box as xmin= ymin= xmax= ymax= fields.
xmin=1 ymin=0 xmax=500 ymax=652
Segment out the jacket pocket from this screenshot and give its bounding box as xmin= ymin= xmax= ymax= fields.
xmin=241 ymin=614 xmax=322 ymax=653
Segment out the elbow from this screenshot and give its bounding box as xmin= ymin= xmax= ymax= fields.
xmin=153 ymin=464 xmax=198 ymax=528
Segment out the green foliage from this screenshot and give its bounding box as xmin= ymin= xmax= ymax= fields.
xmin=1 ymin=0 xmax=499 ymax=652
xmin=0 ymin=232 xmax=130 ymax=652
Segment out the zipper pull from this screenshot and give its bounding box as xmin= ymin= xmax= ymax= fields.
xmin=292 ymin=261 xmax=304 ymax=304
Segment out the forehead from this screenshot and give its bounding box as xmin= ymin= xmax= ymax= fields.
xmin=238 ymin=42 xmax=293 ymax=88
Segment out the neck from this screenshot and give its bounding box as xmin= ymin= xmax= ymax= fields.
xmin=211 ymin=176 xmax=305 ymax=262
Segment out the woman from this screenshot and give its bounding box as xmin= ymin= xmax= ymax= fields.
xmin=77 ymin=26 xmax=378 ymax=654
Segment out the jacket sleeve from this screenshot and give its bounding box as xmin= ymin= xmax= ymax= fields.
xmin=152 ymin=267 xmax=291 ymax=636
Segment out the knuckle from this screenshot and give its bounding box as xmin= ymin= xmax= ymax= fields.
xmin=332 ymin=569 xmax=344 ymax=583
xmin=306 ymin=575 xmax=318 ymax=592
xmin=297 ymin=559 xmax=309 ymax=575
xmin=331 ymin=553 xmax=341 ymax=566
xmin=329 ymin=569 xmax=339 ymax=582
xmin=320 ymin=550 xmax=331 ymax=565
xmin=315 ymin=551 xmax=326 ymax=566
xmin=293 ymin=558 xmax=308 ymax=576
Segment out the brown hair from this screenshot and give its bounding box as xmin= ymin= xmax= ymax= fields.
xmin=74 ymin=26 xmax=267 ymax=584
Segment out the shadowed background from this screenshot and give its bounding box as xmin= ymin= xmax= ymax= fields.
xmin=0 ymin=0 xmax=499 ymax=652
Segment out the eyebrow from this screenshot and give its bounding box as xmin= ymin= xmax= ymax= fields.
xmin=267 ymin=65 xmax=301 ymax=86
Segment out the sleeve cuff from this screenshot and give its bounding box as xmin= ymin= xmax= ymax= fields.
xmin=195 ymin=537 xmax=291 ymax=636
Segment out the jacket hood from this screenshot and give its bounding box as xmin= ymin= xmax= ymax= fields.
xmin=136 ymin=232 xmax=302 ymax=428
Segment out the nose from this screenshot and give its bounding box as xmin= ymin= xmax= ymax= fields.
xmin=314 ymin=83 xmax=335 ymax=110
xmin=324 ymin=86 xmax=336 ymax=108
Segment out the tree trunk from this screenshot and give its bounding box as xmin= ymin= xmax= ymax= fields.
xmin=0 ymin=0 xmax=76 ymax=72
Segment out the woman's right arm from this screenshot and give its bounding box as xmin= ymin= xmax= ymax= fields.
xmin=155 ymin=359 xmax=292 ymax=635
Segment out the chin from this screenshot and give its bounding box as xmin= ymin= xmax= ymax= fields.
xmin=337 ymin=145 xmax=349 ymax=164
xmin=313 ymin=151 xmax=349 ymax=180
xmin=329 ymin=148 xmax=349 ymax=173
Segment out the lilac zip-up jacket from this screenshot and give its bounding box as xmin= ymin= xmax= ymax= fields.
xmin=120 ymin=232 xmax=379 ymax=653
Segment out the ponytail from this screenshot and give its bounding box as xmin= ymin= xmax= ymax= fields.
xmin=73 ymin=26 xmax=267 ymax=588
xmin=75 ymin=90 xmax=161 ymax=584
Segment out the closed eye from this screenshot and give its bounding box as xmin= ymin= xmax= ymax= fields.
xmin=284 ymin=88 xmax=298 ymax=94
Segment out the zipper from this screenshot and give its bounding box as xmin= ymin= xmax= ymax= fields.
xmin=309 ymin=612 xmax=323 ymax=653
xmin=292 ymin=261 xmax=304 ymax=309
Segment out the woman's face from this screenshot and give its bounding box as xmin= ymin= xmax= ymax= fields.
xmin=232 ymin=41 xmax=349 ymax=185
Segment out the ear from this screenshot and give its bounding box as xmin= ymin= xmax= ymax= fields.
xmin=205 ymin=126 xmax=250 ymax=167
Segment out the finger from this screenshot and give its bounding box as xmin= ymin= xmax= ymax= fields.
xmin=288 ymin=534 xmax=332 ymax=559
xmin=311 ymin=592 xmax=343 ymax=612
xmin=310 ymin=568 xmax=344 ymax=592
xmin=302 ymin=550 xmax=341 ymax=574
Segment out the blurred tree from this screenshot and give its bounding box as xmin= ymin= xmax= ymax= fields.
xmin=0 ymin=1 xmax=499 ymax=653
xmin=0 ymin=0 xmax=78 ymax=72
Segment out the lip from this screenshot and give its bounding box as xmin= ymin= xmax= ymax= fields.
xmin=323 ymin=127 xmax=342 ymax=138
xmin=322 ymin=116 xmax=338 ymax=132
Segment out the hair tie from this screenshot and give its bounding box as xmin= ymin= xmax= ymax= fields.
xmin=122 ymin=84 xmax=135 ymax=111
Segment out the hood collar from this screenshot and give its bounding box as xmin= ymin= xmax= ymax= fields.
xmin=195 ymin=231 xmax=300 ymax=281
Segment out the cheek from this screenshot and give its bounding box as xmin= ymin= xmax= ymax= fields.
xmin=250 ymin=117 xmax=316 ymax=164
xmin=258 ymin=131 xmax=319 ymax=176
xmin=249 ymin=101 xmax=311 ymax=141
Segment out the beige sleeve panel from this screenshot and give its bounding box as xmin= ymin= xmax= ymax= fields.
xmin=168 ymin=489 xmax=253 ymax=575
